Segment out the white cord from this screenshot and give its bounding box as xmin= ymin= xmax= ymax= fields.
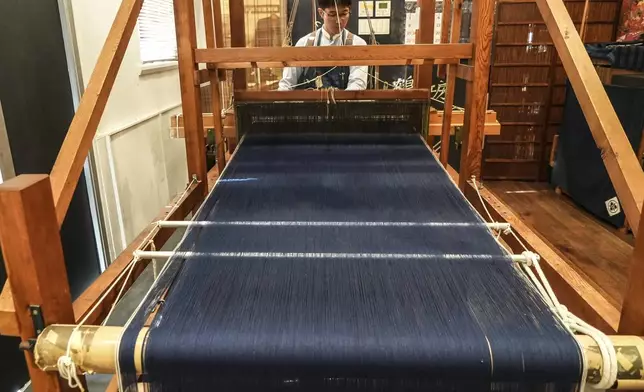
xmin=57 ymin=356 xmax=85 ymax=392
xmin=470 ymin=178 xmax=617 ymax=390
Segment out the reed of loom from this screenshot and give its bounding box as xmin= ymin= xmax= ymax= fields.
xmin=1 ymin=0 xmax=644 ymax=390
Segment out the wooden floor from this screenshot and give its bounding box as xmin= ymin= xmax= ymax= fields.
xmin=486 ymin=181 xmax=634 ymax=310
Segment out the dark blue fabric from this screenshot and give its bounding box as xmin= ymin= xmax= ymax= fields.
xmin=119 ymin=133 xmax=582 ymax=391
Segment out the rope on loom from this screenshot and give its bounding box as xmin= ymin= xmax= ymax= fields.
xmin=470 ymin=176 xmax=618 ymax=390
xmin=56 ymin=176 xmax=200 ymax=391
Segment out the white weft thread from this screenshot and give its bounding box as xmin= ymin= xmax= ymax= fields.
xmin=470 ymin=177 xmax=617 ymax=390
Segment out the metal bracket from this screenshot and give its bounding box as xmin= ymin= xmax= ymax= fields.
xmin=17 ymin=305 xmax=44 ymax=352
xmin=29 ymin=305 xmax=45 ymax=335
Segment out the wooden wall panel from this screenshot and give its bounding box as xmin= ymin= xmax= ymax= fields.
xmin=490 ymin=86 xmax=550 ymax=104
xmin=495 ymin=25 xmax=553 ymax=44
xmin=494 ymin=46 xmax=553 ymax=65
xmin=497 ymin=3 xmax=544 ymax=22
xmin=483 ymin=0 xmax=619 ymax=181
xmin=491 ymin=66 xmax=550 ymax=84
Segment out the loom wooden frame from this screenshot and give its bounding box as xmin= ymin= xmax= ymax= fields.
xmin=0 ymin=0 xmax=643 ymax=390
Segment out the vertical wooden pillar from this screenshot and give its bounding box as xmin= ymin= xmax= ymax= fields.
xmin=619 ymin=207 xmax=644 ymax=335
xmin=458 ymin=0 xmax=494 ymax=189
xmin=202 ymin=0 xmax=226 ymax=173
xmin=230 ymin=0 xmax=247 ymax=90
xmin=174 ymin=0 xmax=208 ymax=197
xmin=439 ymin=0 xmax=463 ymax=166
xmin=415 ymin=0 xmax=435 ymax=89
xmin=0 ymin=175 xmax=79 ymax=391
xmin=312 ymin=0 xmax=318 ymax=32
xmin=209 ymin=70 xmax=227 ymax=173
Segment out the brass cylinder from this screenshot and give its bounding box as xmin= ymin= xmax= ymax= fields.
xmin=34 ymin=324 xmax=147 ymax=374
xmin=577 ymin=335 xmax=644 ymax=390
xmin=34 ymin=325 xmax=644 ymax=389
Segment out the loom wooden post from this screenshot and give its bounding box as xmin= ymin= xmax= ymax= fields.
xmin=416 ymin=0 xmax=435 ymax=90
xmin=439 ymin=0 xmax=463 ymax=166
xmin=174 ymin=0 xmax=208 ymax=198
xmin=438 ymin=0 xmax=452 ymax=79
xmin=229 ymin=0 xmax=247 ymax=90
xmin=619 ymin=207 xmax=644 ymax=335
xmin=201 ymin=0 xmax=226 ymax=173
xmin=209 ymin=69 xmax=227 ymax=173
xmin=0 ymin=175 xmax=80 ymax=391
xmin=458 ymin=0 xmax=494 ymax=189
xmin=212 ymin=0 xmax=227 ymax=80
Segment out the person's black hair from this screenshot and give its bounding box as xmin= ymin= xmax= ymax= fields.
xmin=318 ymin=0 xmax=352 ymax=9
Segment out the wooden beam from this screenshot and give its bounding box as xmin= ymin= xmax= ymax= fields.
xmin=174 ymin=0 xmax=208 ymax=198
xmin=195 ymin=44 xmax=474 ymax=68
xmin=202 ymin=0 xmax=216 ymax=48
xmin=201 ymin=0 xmax=225 ymax=172
xmin=440 ymin=0 xmax=452 ymax=52
xmin=416 ymin=0 xmax=435 ymax=89
xmin=440 ymin=0 xmax=464 ymax=166
xmin=208 ymin=69 xmax=226 ymax=173
xmin=463 ymin=180 xmax=620 ymax=333
xmin=197 ymin=68 xmax=210 ymax=85
xmin=49 ymin=0 xmax=144 ymax=226
xmin=229 ymin=0 xmax=247 ymax=90
xmin=210 ymin=58 xmax=459 ymax=69
xmin=0 ymin=282 xmax=19 ymax=336
xmin=234 ymin=89 xmax=431 ymax=102
xmin=456 ymin=63 xmax=472 ymax=81
xmin=619 ymin=207 xmax=644 ymax=335
xmin=212 ymin=0 xmax=226 ymax=80
xmin=432 ymin=110 xmax=500 ymax=136
xmin=535 ymin=0 xmax=644 ymax=235
xmin=458 ymin=0 xmax=494 ymax=189
xmin=0 ymin=175 xmax=80 ymax=390
xmin=72 ymin=181 xmax=201 ymax=326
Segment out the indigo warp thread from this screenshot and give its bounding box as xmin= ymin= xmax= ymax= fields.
xmin=118 ymin=132 xmax=582 ymax=391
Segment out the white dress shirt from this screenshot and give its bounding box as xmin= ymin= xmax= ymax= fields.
xmin=278 ymin=27 xmax=368 ymax=91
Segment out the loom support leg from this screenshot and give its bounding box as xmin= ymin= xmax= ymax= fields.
xmin=0 ymin=175 xmax=82 ymax=391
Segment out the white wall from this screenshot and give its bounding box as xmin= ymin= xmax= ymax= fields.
xmin=70 ymin=0 xmax=205 ymax=260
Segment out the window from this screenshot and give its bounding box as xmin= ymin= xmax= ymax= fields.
xmin=138 ymin=0 xmax=178 ymax=63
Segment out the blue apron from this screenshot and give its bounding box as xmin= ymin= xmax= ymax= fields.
xmin=296 ymin=30 xmax=351 ymax=90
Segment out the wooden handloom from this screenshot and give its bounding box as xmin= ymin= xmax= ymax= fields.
xmin=1 ymin=0 xmax=644 ymax=390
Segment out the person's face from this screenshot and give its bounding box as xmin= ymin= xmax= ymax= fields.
xmin=318 ymin=5 xmax=351 ymax=34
